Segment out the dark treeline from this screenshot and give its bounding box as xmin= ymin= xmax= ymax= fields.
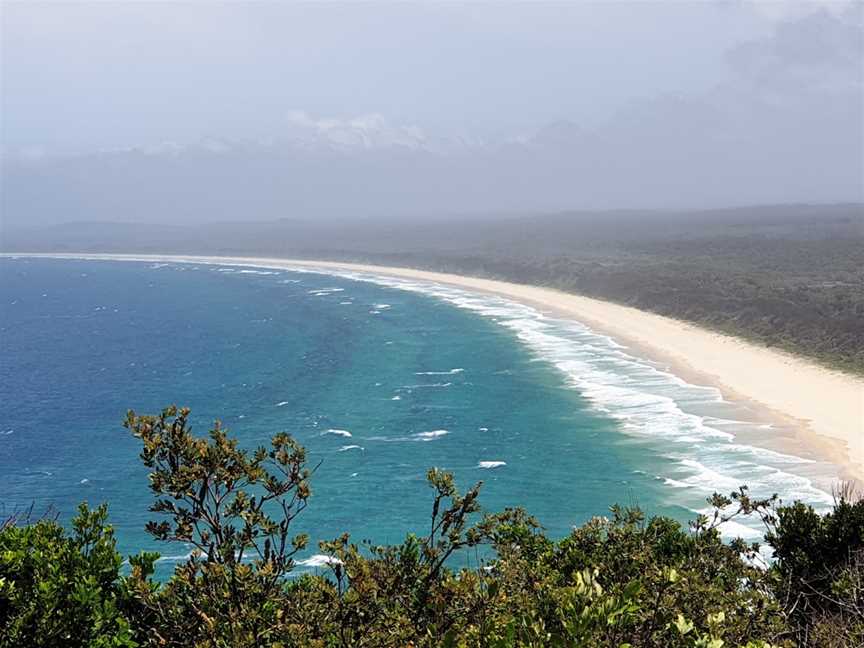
xmin=4 ymin=203 xmax=863 ymax=373
xmin=1 ymin=406 xmax=863 ymax=647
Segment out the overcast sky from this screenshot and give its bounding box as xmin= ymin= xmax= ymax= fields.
xmin=1 ymin=1 xmax=861 ymax=219
xmin=3 ymin=0 xmax=858 ymax=153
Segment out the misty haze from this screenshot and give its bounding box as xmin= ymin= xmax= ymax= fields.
xmin=1 ymin=2 xmax=863 ymax=647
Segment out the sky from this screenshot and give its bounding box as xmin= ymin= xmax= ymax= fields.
xmin=1 ymin=1 xmax=862 ymax=220
xmin=4 ymin=0 xmax=853 ymax=152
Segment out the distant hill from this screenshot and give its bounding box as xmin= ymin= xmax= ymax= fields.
xmin=3 ymin=99 xmax=862 ymax=226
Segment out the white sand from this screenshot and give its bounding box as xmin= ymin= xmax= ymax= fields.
xmin=12 ymin=253 xmax=864 ymax=480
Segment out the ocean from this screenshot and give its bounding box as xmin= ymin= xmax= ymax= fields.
xmin=0 ymin=257 xmax=835 ymax=574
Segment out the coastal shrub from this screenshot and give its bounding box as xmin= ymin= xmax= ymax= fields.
xmin=1 ymin=405 xmax=861 ymax=647
xmin=121 ymin=406 xmax=314 ymax=646
xmin=765 ymin=484 xmax=864 ymax=647
xmin=0 ymin=503 xmax=135 ymax=647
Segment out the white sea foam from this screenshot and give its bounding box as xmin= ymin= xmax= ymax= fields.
xmin=307 ymin=287 xmax=344 ymax=296
xmin=477 ymin=461 xmax=506 ymax=469
xmin=237 ymin=269 xmax=277 ymax=275
xmin=323 ymin=429 xmax=352 ymax=438
xmin=275 ymin=401 xmax=289 ymax=407
xmin=338 ymin=445 xmax=364 ymax=452
xmin=70 ymin=258 xmax=833 ymax=543
xmin=415 ymin=368 xmax=464 ymax=375
xmin=413 ymin=430 xmax=450 ymax=441
xmin=663 ymin=478 xmax=690 ymax=489
xmin=374 ymin=303 xmax=391 ymax=309
xmin=391 ymin=395 xmax=401 ymax=401
xmin=156 ymin=553 xmax=193 ymax=563
xmin=707 ymin=515 xmax=765 ymax=541
xmin=297 ymin=264 xmax=835 ymax=540
xmin=296 ymin=554 xmax=342 ymax=568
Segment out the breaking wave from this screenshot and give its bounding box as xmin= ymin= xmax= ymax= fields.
xmin=285 ymin=264 xmax=836 ymax=539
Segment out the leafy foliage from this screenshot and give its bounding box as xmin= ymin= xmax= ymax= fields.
xmin=765 ymin=484 xmax=864 ymax=646
xmin=1 ymin=406 xmax=861 ymax=647
xmin=122 ymin=406 xmax=314 ymax=646
xmin=0 ymin=503 xmax=134 ymax=647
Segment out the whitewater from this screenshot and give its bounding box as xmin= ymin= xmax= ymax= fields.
xmin=0 ymin=256 xmax=840 ymax=575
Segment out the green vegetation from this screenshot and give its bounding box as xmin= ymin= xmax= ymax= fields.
xmin=2 ymin=406 xmax=862 ymax=646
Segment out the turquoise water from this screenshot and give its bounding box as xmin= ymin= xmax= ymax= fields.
xmin=0 ymin=257 xmax=833 ymax=573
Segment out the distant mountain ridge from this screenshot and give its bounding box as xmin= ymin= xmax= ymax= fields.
xmin=3 ymin=113 xmax=861 ymax=227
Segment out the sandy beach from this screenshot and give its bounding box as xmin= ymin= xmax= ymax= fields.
xmin=13 ymin=253 xmax=864 ymax=481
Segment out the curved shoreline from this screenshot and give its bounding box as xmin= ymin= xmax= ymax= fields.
xmin=6 ymin=252 xmax=863 ymax=482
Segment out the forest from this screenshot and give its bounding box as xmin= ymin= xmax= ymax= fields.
xmin=4 ymin=203 xmax=862 ymax=373
xmin=1 ymin=406 xmax=862 ymax=647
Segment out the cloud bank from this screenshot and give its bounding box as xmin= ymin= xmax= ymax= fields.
xmin=1 ymin=5 xmax=861 ymax=224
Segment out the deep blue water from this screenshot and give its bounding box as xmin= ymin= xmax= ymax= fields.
xmin=0 ymin=257 xmax=833 ymax=573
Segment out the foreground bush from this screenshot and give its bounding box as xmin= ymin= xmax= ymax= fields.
xmin=0 ymin=504 xmax=135 ymax=647
xmin=1 ymin=406 xmax=861 ymax=647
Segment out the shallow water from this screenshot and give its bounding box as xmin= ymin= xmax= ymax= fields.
xmin=0 ymin=258 xmax=834 ymax=573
